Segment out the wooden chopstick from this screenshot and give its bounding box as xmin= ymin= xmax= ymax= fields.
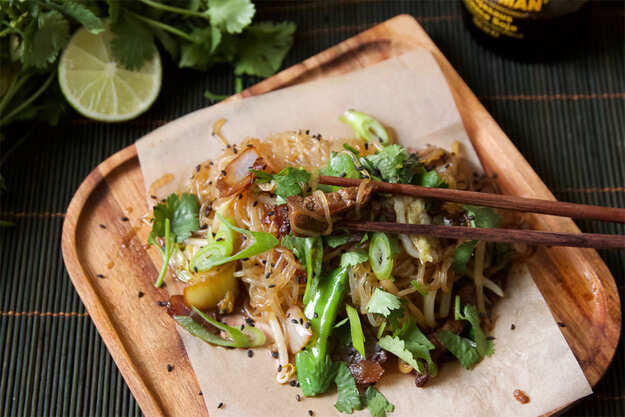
xmin=342 ymin=222 xmax=625 ymax=249
xmin=319 ymin=176 xmax=625 ymax=224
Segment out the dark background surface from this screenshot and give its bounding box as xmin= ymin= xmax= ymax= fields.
xmin=1 ymin=1 xmax=623 ymax=416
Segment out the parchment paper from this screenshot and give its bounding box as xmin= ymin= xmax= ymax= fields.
xmin=136 ymin=49 xmax=592 ymax=416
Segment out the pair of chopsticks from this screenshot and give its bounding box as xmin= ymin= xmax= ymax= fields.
xmin=319 ymin=176 xmax=625 ymax=249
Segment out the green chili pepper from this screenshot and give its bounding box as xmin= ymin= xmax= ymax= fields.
xmin=296 ymin=266 xmax=349 ymax=396
xmin=191 ymin=213 xmax=278 ymax=272
xmin=339 ymin=109 xmax=390 ymax=145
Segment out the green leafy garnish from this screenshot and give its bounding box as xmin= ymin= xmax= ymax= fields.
xmin=281 ymin=234 xmax=323 ymax=304
xmin=208 ymin=0 xmax=256 ymax=34
xmin=334 ymin=361 xmax=363 ymax=413
xmin=364 ymin=145 xmax=422 ymax=184
xmin=340 ymin=250 xmax=369 ymax=268
xmin=174 ymin=306 xmax=265 ymax=348
xmin=345 ymin=304 xmax=366 ymax=359
xmin=366 ymin=288 xmax=402 ymax=317
xmin=191 ymin=213 xmax=278 ymax=272
xmin=419 ymin=170 xmax=446 ymax=188
xmin=148 ymin=193 xmax=200 ymax=287
xmin=234 ymin=21 xmax=297 ymax=78
xmin=452 ymin=241 xmax=478 ymax=274
xmin=325 ymin=232 xmax=351 ymax=248
xmin=319 ymin=151 xmax=362 ymax=191
xmin=438 ymin=330 xmax=481 ymax=369
xmin=339 ymin=109 xmax=390 ymax=145
xmin=364 ymin=386 xmax=395 ymax=417
xmin=454 ymin=297 xmax=493 ymax=357
xmin=251 ymin=166 xmax=311 ymax=203
xmin=393 ymin=320 xmax=437 ymax=375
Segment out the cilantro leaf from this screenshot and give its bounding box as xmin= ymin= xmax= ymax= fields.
xmin=334 ymin=361 xmax=363 ymax=413
xmin=452 ymin=240 xmax=477 ymax=274
xmin=393 ymin=320 xmax=437 ymax=376
xmin=166 ymin=193 xmax=201 ymax=242
xmin=366 ymin=288 xmax=402 ymax=317
xmin=340 ymin=250 xmax=368 ymax=268
xmin=110 ymin=13 xmax=156 ymax=70
xmin=178 ymin=26 xmax=222 ymax=70
xmin=56 ymin=1 xmax=105 ymax=34
xmin=252 ymin=166 xmax=310 ymax=201
xmin=345 ymin=304 xmax=366 ymax=359
xmin=208 ymin=0 xmax=255 ymax=34
xmin=325 ymin=232 xmax=350 ymax=248
xmin=420 ymin=170 xmax=446 ymax=188
xmin=438 ymin=330 xmax=481 ymax=369
xmin=456 ymin=300 xmax=492 ymax=358
xmin=364 ymin=386 xmax=394 ymax=417
xmin=22 ymin=11 xmax=70 ymax=69
xmin=295 ymin=350 xmax=337 ymax=397
xmin=463 ymin=205 xmax=501 ymax=228
xmin=235 ymin=21 xmax=296 ymax=77
xmin=365 ymin=145 xmax=410 ymax=184
xmin=320 ymin=151 xmax=361 ymax=180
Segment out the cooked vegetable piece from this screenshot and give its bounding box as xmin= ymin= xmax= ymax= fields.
xmin=286 ymin=306 xmax=313 ymax=354
xmin=339 ymin=109 xmax=390 ymax=145
xmin=183 ymin=263 xmax=238 ymax=310
xmin=369 ymin=232 xmax=394 ymax=280
xmin=216 ymin=148 xmax=261 ymax=197
xmin=251 ymin=166 xmax=311 ymax=203
xmin=296 ymin=266 xmax=349 ymax=396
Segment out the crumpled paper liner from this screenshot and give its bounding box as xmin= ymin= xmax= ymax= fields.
xmin=136 ymin=48 xmax=591 ymax=417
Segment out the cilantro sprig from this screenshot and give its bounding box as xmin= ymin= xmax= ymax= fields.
xmin=148 ymin=193 xmax=200 ymax=287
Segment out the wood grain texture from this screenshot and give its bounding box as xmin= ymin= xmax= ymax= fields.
xmin=61 ymin=15 xmax=621 ymax=417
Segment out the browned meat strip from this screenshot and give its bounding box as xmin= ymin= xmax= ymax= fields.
xmin=286 ymin=183 xmax=374 ymax=236
xmin=262 ymin=204 xmax=291 ymax=238
xmin=349 ymin=360 xmax=385 ymax=385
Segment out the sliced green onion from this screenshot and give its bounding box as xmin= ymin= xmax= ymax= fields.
xmin=339 ymin=109 xmax=390 ymax=145
xmin=369 ymin=232 xmax=394 ymax=280
xmin=346 ymin=304 xmax=366 ymax=359
xmin=191 ymin=214 xmax=278 ymax=272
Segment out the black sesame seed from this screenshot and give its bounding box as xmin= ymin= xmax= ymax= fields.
xmin=157 ymin=300 xmax=168 ymax=307
xmin=289 ymin=380 xmax=297 ymax=386
xmin=121 ymin=216 xmax=129 ymax=222
xmin=340 ymin=172 xmax=347 ymax=177
xmin=216 ymin=237 xmax=224 ymax=242
xmin=247 ymin=349 xmax=254 ymax=358
xmin=253 ymin=201 xmax=258 ymax=207
xmin=227 ymin=144 xmax=231 ymax=148
xmin=313 ymin=313 xmax=319 ymax=319
xmin=195 ymin=164 xmax=201 ymax=172
xmin=262 ymin=260 xmax=267 ymax=265
xmin=233 ymin=147 xmax=238 ymax=154
xmin=267 ymin=210 xmax=275 ymax=216
xmin=240 ymin=324 xmax=245 ymax=330
xmin=242 ymin=257 xmax=249 ymax=261
xmin=245 ymin=318 xmax=255 ymax=326
xmin=305 ymin=130 xmax=310 ymax=135
xmin=99 ymin=224 xmax=106 ymax=229
xmin=138 ymin=291 xmax=144 ymax=298
xmin=308 ymin=410 xmax=314 ymax=416
xmin=271 ymin=351 xmax=279 ymax=358
xmin=193 ymin=266 xmax=198 ymax=273
xmin=199 ymin=391 xmax=203 ymax=395
xmin=238 ymin=193 xmax=243 ymax=199
xmin=247 ymin=144 xmax=254 ymax=148
xmin=278 ymin=364 xmax=282 ymax=372
xmin=510 ymin=324 xmax=516 ymax=330
xmin=265 ymin=273 xmax=270 ymax=279
xmin=269 ymin=284 xmax=276 ymax=288
xmin=291 ymin=319 xmax=298 ymax=324
xmin=270 ymin=263 xmax=275 ymax=268
xmin=96 ymin=274 xmax=105 ymax=279
xmin=299 ymin=318 xmax=303 ymax=325
xmin=209 ymin=161 xmax=214 ymax=166
xmin=364 ymin=143 xmax=369 ymax=150
xmin=167 ymin=364 xmax=173 ymax=372
xmin=241 ymin=235 xmax=247 ymax=240
xmin=296 ymin=394 xmax=301 ymax=402
xmin=217 ymin=402 xmax=223 ymax=409
xmin=305 ymin=321 xmax=311 ymax=329
xmin=486 ymin=336 xmax=496 ymax=341
xmin=221 ymin=170 xmax=227 ymax=176
xmin=557 ymin=322 xmax=566 ymax=327
xmin=150 ymin=194 xmax=158 ymax=199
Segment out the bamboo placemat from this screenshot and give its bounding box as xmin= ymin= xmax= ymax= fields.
xmin=0 ymin=1 xmax=623 ymax=416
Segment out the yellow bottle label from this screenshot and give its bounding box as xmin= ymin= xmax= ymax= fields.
xmin=495 ymin=0 xmax=547 ymax=13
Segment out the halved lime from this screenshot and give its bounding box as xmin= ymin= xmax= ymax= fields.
xmin=58 ymin=26 xmax=161 ymax=122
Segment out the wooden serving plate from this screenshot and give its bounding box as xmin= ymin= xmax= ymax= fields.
xmin=61 ymin=15 xmax=621 ymax=417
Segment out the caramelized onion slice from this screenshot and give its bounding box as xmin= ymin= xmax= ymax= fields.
xmin=285 ymin=306 xmax=313 ymax=354
xmin=216 ymin=148 xmax=265 ymax=197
